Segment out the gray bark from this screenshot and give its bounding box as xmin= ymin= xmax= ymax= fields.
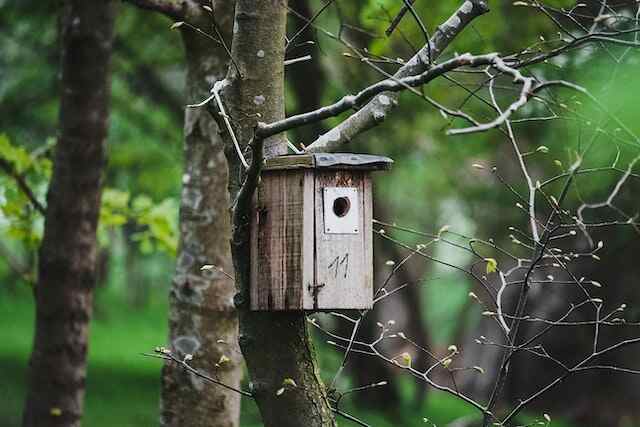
xmin=159 ymin=3 xmax=242 ymax=427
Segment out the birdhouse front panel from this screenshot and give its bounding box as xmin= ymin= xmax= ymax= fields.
xmin=250 ymin=153 xmax=392 ymax=311
xmin=312 ymin=170 xmax=373 ymax=310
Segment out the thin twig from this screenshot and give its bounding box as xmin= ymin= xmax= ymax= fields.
xmin=0 ymin=157 xmax=46 ymax=215
xmin=142 ymin=350 xmax=253 ymax=398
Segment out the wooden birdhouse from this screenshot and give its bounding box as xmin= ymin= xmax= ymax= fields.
xmin=250 ymin=153 xmax=393 ymax=311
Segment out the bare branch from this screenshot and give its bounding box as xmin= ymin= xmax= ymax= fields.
xmin=257 ymin=53 xmax=497 ymax=140
xmin=305 ymin=0 xmax=490 ymax=152
xmin=122 ymin=0 xmax=184 ymax=20
xmin=231 ymin=137 xmax=263 ymax=240
xmin=143 ymin=349 xmax=253 ymax=397
xmin=385 ymin=0 xmax=416 ymax=36
xmin=396 ymin=0 xmax=431 ymax=51
xmin=285 ymin=0 xmax=335 ymax=51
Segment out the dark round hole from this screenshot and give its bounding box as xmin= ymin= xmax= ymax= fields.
xmin=333 ymin=197 xmax=351 ymax=217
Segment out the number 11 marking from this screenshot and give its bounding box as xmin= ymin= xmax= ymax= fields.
xmin=328 ymin=253 xmax=349 ymax=279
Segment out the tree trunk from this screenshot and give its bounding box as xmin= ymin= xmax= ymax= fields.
xmin=221 ymin=1 xmax=335 ymax=426
xmin=22 ymin=1 xmax=116 ymax=426
xmin=159 ymin=3 xmax=242 ymax=427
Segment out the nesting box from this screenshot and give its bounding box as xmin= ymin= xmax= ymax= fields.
xmin=250 ymin=153 xmax=393 ymax=311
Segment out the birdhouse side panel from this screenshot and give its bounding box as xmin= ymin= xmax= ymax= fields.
xmin=363 ymin=176 xmax=373 ymax=298
xmin=250 ymin=171 xmax=313 ymax=310
xmin=309 ymin=171 xmax=373 ymax=310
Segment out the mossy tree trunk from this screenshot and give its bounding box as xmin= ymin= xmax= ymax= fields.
xmin=159 ymin=3 xmax=243 ymax=427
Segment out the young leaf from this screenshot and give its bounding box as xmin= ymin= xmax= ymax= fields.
xmin=282 ymin=378 xmax=297 ymax=387
xmin=485 ymin=258 xmax=498 ymax=274
xmin=398 ymin=352 xmax=412 ymax=367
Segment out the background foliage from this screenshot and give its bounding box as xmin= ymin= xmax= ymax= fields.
xmin=1 ymin=0 xmax=639 ymax=425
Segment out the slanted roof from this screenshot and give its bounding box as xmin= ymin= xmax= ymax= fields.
xmin=263 ymin=153 xmax=393 ymax=171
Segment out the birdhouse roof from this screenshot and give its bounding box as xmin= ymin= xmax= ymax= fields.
xmin=263 ymin=153 xmax=393 ymax=171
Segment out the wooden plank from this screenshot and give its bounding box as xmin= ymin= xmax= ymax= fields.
xmin=264 ymin=154 xmax=315 ymax=171
xmin=250 ymin=192 xmax=259 ymax=309
xmin=301 ymin=171 xmax=316 ymax=309
xmin=251 ymin=171 xmax=306 ymax=310
xmin=312 ymin=170 xmax=372 ymax=310
xmin=363 ymin=176 xmax=373 ymax=304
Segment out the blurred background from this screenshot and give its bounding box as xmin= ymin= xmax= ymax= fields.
xmin=1 ymin=0 xmax=639 ymax=426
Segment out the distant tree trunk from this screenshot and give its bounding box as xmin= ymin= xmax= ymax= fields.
xmin=22 ymin=1 xmax=116 ymax=426
xmin=159 ymin=3 xmax=242 ymax=427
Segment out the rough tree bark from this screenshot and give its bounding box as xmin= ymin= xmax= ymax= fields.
xmin=219 ymin=1 xmax=335 ymax=426
xmin=22 ymin=1 xmax=116 ymax=426
xmin=159 ymin=3 xmax=243 ymax=427
xmin=121 ymin=1 xmax=243 ymax=425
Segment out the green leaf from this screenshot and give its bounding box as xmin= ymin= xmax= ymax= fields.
xmin=485 ymin=258 xmax=498 ymax=274
xmin=0 ymin=134 xmax=32 ymax=173
xmin=398 ymin=352 xmax=412 ymax=367
xmin=138 ymin=236 xmax=154 ymax=254
xmin=536 ymin=145 xmax=549 ymax=153
xmin=131 ymin=194 xmax=153 ymax=212
xmin=102 ymin=213 xmax=127 ymax=227
xmin=102 ymin=188 xmax=130 ymax=211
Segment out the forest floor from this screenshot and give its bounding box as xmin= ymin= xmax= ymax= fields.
xmin=0 ymin=285 xmax=573 ymax=427
xmin=1 ymin=285 xmax=171 ymax=427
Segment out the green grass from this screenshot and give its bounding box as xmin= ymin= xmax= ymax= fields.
xmin=1 ymin=356 xmax=162 ymax=427
xmin=0 ymin=285 xmax=578 ymax=427
xmin=0 ymin=285 xmax=266 ymax=427
xmin=0 ymin=285 xmax=168 ymax=427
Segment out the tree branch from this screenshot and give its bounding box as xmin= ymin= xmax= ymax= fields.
xmin=304 ymin=0 xmax=489 ymax=152
xmin=122 ymin=0 xmax=184 ymax=20
xmin=385 ymin=0 xmax=417 ymax=37
xmin=257 ymin=53 xmax=581 ymax=142
xmin=143 ymin=350 xmax=254 ymax=398
xmin=256 ymin=53 xmax=497 ymax=140
xmin=0 ymin=157 xmax=46 ymax=215
xmin=231 ymin=137 xmax=263 ymax=241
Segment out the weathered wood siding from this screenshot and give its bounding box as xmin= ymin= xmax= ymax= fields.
xmin=251 ymin=169 xmax=373 ymax=311
xmin=251 ymin=170 xmax=314 ymax=310
xmin=313 ymin=171 xmax=372 ymax=310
